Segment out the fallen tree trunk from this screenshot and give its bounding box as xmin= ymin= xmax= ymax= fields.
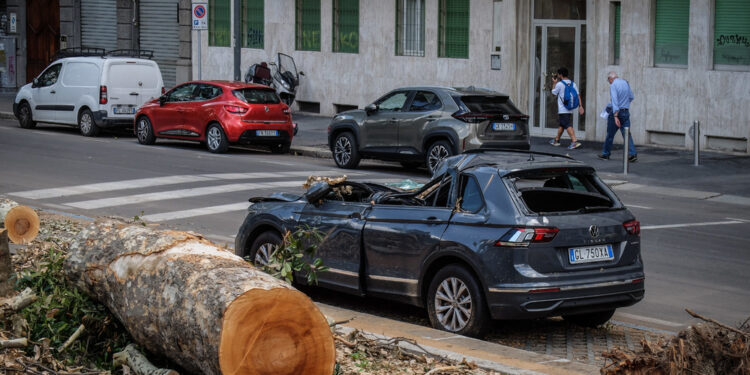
xmin=65 ymin=220 xmax=335 ymax=375
xmin=0 ymin=198 xmax=40 ymax=244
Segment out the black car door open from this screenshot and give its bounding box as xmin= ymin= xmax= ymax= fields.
xmin=362 ymin=174 xmax=455 ymax=302
xmin=298 ymin=199 xmax=370 ymax=295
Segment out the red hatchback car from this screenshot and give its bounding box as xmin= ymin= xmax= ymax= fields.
xmin=134 ymin=80 xmax=295 ymax=153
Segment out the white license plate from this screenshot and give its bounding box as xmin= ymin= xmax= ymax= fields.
xmin=492 ymin=122 xmax=515 ymax=131
xmin=568 ymin=245 xmax=614 ymax=264
xmin=113 ymin=106 xmax=136 ymax=115
xmin=256 ymin=130 xmax=279 ymax=136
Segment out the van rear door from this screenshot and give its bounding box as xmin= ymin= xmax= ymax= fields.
xmin=103 ymin=60 xmax=163 ymax=120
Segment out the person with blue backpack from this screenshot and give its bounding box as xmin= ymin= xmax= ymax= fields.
xmin=549 ymin=67 xmax=585 ymax=149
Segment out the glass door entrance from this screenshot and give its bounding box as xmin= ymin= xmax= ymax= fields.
xmin=530 ymin=23 xmax=586 ymax=137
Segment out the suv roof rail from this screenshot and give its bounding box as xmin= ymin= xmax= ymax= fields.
xmin=106 ymin=49 xmax=154 ymax=59
xmin=51 ymin=47 xmax=106 ymax=61
xmin=463 ymin=148 xmax=575 ymax=160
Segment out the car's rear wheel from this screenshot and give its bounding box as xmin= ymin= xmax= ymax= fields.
xmin=78 ymin=108 xmax=100 ymax=137
xmin=249 ymin=231 xmax=282 ymax=267
xmin=332 ymin=132 xmax=360 ymax=169
xmin=270 ymin=141 xmax=291 ymax=154
xmin=206 ymin=123 xmax=229 ymax=153
xmin=136 ymin=116 xmax=156 ymax=145
xmin=427 ymin=265 xmax=489 ymax=338
xmin=17 ymin=102 xmax=36 ymax=129
xmin=562 ymin=309 xmax=616 ymax=328
xmin=425 ymin=140 xmax=453 ymax=174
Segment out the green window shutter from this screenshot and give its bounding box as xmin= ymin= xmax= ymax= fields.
xmin=614 ymin=2 xmax=621 ymax=64
xmin=209 ymin=0 xmax=231 ymax=47
xmin=333 ymin=0 xmax=359 ymax=53
xmin=714 ymin=0 xmax=750 ymax=66
xmin=242 ymin=0 xmax=264 ymax=49
xmin=296 ymin=0 xmax=321 ymax=51
xmin=654 ymin=0 xmax=689 ymax=66
xmin=438 ymin=0 xmax=469 ymax=59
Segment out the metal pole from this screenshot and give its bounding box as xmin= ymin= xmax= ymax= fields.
xmin=233 ymin=0 xmax=241 ymax=81
xmin=622 ymin=127 xmax=629 ymax=175
xmin=694 ymin=120 xmax=700 ymax=166
xmin=197 ymin=30 xmax=202 ymax=80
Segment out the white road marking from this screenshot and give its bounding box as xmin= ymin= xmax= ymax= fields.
xmin=726 ymin=217 xmax=750 ymax=223
xmin=626 ymin=204 xmax=652 ymax=210
xmin=641 ymin=220 xmax=744 ymax=230
xmin=9 ymin=170 xmax=347 ymax=199
xmin=141 ymin=202 xmax=251 ymax=222
xmin=65 ymin=180 xmax=304 ymax=209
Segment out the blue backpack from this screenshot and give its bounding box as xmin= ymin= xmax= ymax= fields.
xmin=561 ymin=80 xmax=580 ymax=110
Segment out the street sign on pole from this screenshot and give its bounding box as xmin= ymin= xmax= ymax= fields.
xmin=192 ymin=2 xmax=208 ymax=30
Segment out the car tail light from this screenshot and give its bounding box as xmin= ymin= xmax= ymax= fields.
xmin=224 ymin=105 xmax=248 ymax=114
xmin=99 ymin=85 xmax=108 ymax=104
xmin=283 ymin=108 xmax=290 ymax=114
xmin=624 ymin=220 xmax=640 ymax=236
xmin=495 ymin=227 xmax=559 ymax=247
xmin=529 ymin=287 xmax=560 ymax=293
xmin=452 ymin=110 xmax=492 ymax=123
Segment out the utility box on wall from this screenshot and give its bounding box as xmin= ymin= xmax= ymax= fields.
xmin=0 ymin=36 xmax=16 ymax=88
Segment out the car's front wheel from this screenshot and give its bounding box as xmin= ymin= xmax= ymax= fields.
xmin=206 ymin=123 xmax=229 ymax=153
xmin=136 ymin=116 xmax=156 ymax=145
xmin=78 ymin=108 xmax=100 ymax=137
xmin=563 ymin=309 xmax=616 ymax=328
xmin=427 ymin=265 xmax=489 ymax=338
xmin=332 ymin=132 xmax=360 ymax=169
xmin=17 ymin=102 xmax=36 ymax=129
xmin=249 ymin=231 xmax=282 ymax=267
xmin=425 ymin=140 xmax=453 ymax=174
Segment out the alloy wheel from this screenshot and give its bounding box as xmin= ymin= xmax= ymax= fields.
xmin=434 ymin=277 xmax=472 ymax=332
xmin=80 ymin=112 xmax=93 ymax=134
xmin=19 ymin=106 xmax=30 ymax=124
xmin=334 ymin=136 xmax=352 ymax=166
xmin=427 ymin=144 xmax=450 ymax=172
xmin=207 ymin=127 xmax=222 ymax=150
xmin=137 ymin=119 xmax=149 ymax=142
xmin=254 ymin=242 xmax=276 ymax=266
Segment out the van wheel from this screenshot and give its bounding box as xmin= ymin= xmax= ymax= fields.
xmin=271 ymin=142 xmax=291 ymax=154
xmin=563 ymin=309 xmax=616 ymax=328
xmin=249 ymin=231 xmax=282 ymax=267
xmin=136 ymin=116 xmax=156 ymax=145
xmin=425 ymin=140 xmax=453 ymax=174
xmin=332 ymin=132 xmax=360 ymax=169
xmin=17 ymin=102 xmax=36 ymax=129
xmin=427 ymin=265 xmax=490 ymax=338
xmin=79 ymin=109 xmax=100 ymax=137
xmin=206 ymin=123 xmax=229 ymax=153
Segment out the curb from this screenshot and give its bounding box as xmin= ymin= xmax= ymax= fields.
xmin=0 ymin=111 xmax=16 ymax=120
xmin=291 ymin=145 xmax=332 ymax=159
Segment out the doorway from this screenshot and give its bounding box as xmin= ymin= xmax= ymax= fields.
xmin=26 ymin=0 xmax=60 ymax=82
xmin=529 ymin=2 xmax=586 ymax=137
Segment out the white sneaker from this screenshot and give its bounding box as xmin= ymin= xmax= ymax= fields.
xmin=549 ymin=139 xmax=561 ymax=146
xmin=568 ymin=142 xmax=582 ymax=149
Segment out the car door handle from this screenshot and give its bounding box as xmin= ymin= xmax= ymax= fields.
xmin=348 ymin=212 xmax=361 ymax=219
xmin=50 ymin=90 xmax=56 ymax=94
xmin=130 ymin=92 xmax=139 ymax=96
xmin=426 ymin=216 xmax=440 ymax=221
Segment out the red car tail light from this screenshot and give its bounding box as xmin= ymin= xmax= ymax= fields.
xmin=224 ymin=105 xmax=249 ymax=114
xmin=99 ymin=85 xmax=108 ymax=104
xmin=624 ymin=220 xmax=640 ymax=236
xmin=283 ymin=108 xmax=290 ymax=114
xmin=495 ymin=227 xmax=559 ymax=247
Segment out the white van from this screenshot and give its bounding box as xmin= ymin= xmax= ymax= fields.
xmin=14 ymin=54 xmax=164 ymax=136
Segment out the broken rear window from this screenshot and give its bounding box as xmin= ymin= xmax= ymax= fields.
xmin=505 ymin=168 xmax=620 ymax=214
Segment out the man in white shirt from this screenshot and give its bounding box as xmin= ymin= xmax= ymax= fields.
xmin=549 ymin=67 xmax=585 ymax=150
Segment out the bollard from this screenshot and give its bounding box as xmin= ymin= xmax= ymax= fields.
xmin=694 ymin=120 xmax=700 ymax=166
xmin=623 ymin=127 xmax=629 ymax=175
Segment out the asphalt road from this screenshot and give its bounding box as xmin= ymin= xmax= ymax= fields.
xmin=1 ymin=118 xmax=749 ymax=333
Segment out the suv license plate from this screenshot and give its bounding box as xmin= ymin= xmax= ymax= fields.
xmin=492 ymin=122 xmax=515 ymax=131
xmin=256 ymin=130 xmax=278 ymax=136
xmin=568 ymin=245 xmax=614 ymax=264
xmin=113 ymin=106 xmax=136 ymax=115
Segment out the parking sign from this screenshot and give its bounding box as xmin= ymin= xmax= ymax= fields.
xmin=192 ymin=2 xmax=208 ymax=30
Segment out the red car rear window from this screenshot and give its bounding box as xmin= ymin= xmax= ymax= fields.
xmin=233 ymin=89 xmax=280 ymax=104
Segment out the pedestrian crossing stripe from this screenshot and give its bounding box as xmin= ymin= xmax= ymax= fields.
xmin=141 ymin=202 xmax=251 ymax=222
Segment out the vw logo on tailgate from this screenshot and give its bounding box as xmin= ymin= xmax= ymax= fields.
xmin=589 ymin=225 xmax=599 ymax=238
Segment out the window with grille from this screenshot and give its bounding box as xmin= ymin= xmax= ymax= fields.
xmin=242 ymin=0 xmax=264 ymax=49
xmin=333 ymin=0 xmax=359 ymax=53
xmin=396 ymin=0 xmax=425 ymax=57
xmin=713 ymin=0 xmax=750 ymax=68
xmin=653 ymin=0 xmax=689 ymax=67
xmin=612 ymin=2 xmax=621 ymax=65
xmin=296 ymin=0 xmax=321 ymax=51
xmin=209 ymin=0 xmax=230 ymax=47
xmin=438 ymin=0 xmax=470 ymax=59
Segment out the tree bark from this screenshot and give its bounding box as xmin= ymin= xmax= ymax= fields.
xmin=0 ymin=199 xmax=40 ymax=244
xmin=0 ymin=230 xmax=12 ymax=297
xmin=65 ymin=220 xmax=335 ymax=375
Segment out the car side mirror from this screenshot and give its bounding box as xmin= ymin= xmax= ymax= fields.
xmin=365 ymin=103 xmax=378 ymax=115
xmin=304 ymin=181 xmax=332 ymax=205
xmin=32 ymin=78 xmax=39 ymax=88
xmin=159 ymin=95 xmax=166 ymax=106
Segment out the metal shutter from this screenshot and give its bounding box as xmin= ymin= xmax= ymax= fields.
xmin=81 ymin=0 xmax=117 ymax=51
xmin=140 ymin=0 xmax=179 ymax=89
xmin=714 ymin=0 xmax=750 ymax=66
xmin=654 ymin=0 xmax=689 ymax=66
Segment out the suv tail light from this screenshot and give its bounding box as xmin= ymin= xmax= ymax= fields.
xmin=224 ymin=105 xmax=248 ymax=114
xmin=624 ymin=220 xmax=640 ymax=236
xmin=99 ymin=85 xmax=108 ymax=104
xmin=495 ymin=227 xmax=559 ymax=247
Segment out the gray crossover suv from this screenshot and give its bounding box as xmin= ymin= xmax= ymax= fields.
xmin=328 ymin=86 xmax=530 ymax=173
xmin=235 ymin=150 xmax=644 ymax=337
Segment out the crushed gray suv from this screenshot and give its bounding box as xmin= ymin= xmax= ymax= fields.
xmin=328 ymin=86 xmax=530 ymax=173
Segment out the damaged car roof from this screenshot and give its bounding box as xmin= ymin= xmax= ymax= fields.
xmin=433 ymin=150 xmax=590 ymax=177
